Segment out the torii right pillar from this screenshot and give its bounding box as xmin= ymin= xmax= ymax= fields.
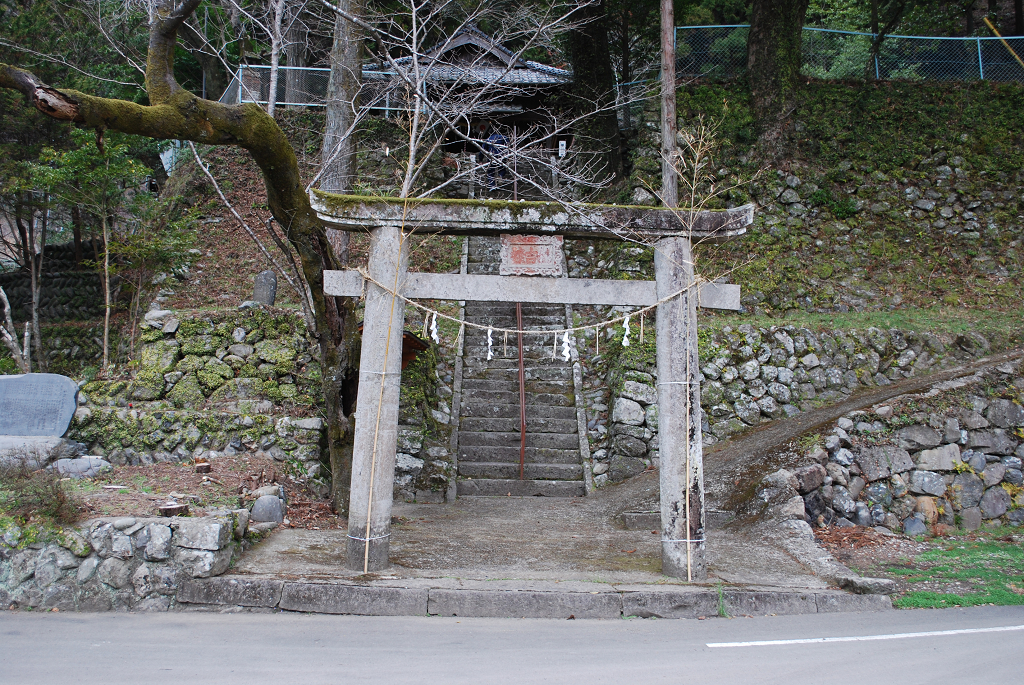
xmin=655 ymin=236 xmax=707 ymax=581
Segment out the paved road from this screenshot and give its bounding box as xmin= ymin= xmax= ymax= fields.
xmin=2 ymin=606 xmax=1021 ymax=684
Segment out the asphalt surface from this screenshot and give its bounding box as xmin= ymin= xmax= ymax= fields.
xmin=2 ymin=605 xmax=1021 ymax=684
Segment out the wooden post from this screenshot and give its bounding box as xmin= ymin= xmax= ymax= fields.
xmin=655 ymin=236 xmax=706 ymax=581
xmin=346 ymin=224 xmax=409 ymax=572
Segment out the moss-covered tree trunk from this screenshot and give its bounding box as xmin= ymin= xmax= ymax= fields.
xmin=0 ymin=0 xmax=357 ymax=514
xmin=747 ymin=0 xmax=809 ymax=150
xmin=566 ymin=0 xmax=623 ymax=183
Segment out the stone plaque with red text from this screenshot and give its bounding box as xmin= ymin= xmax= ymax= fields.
xmin=499 ymin=235 xmax=564 ymax=277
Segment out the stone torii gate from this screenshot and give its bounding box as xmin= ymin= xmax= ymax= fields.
xmin=312 ymin=192 xmax=753 ymax=579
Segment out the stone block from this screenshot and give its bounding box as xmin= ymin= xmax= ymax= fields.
xmin=171 ymin=519 xmax=233 ymax=551
xmin=173 ymin=547 xmax=233 ymax=578
xmin=725 ymin=590 xmax=820 ymax=616
xmin=50 ymin=457 xmax=111 ymax=479
xmin=777 ymin=494 xmax=806 ymax=520
xmin=836 ymin=576 xmax=898 ymax=595
xmin=612 ymin=434 xmax=647 ymax=459
xmin=982 ymin=463 xmax=1006 ymax=487
xmin=281 ymin=583 xmax=427 ymax=616
xmin=249 ymin=496 xmax=285 ymax=524
xmin=902 ymin=517 xmax=928 ymax=536
xmin=608 ymin=455 xmax=646 ymax=482
xmin=897 ymin=425 xmax=941 ymax=451
xmin=612 ymin=397 xmax=645 ymax=425
xmin=856 ymin=446 xmax=913 ymax=482
xmin=816 ymin=594 xmax=893 ymax=613
xmin=178 ymin=577 xmax=284 ymax=607
xmin=644 ymin=404 xmax=659 ymax=430
xmin=980 ymin=487 xmax=1010 ymax=519
xmin=96 ymin=557 xmax=132 ymax=589
xmin=792 ymin=464 xmax=827 ymax=494
xmin=139 ymin=339 xmax=181 ymax=375
xmin=985 ymin=399 xmax=1024 ymax=428
xmin=621 ymin=590 xmax=718 ymax=618
xmin=969 ymin=430 xmax=1018 ymax=455
xmin=144 ymin=524 xmax=172 ymax=561
xmin=915 ymin=497 xmax=939 ymax=524
xmin=951 ymin=472 xmax=985 ymax=509
xmin=620 ymin=380 xmax=657 ymax=406
xmin=915 ymin=444 xmax=960 ymax=471
xmin=428 ymin=589 xmax=621 ymax=619
xmin=909 ymin=470 xmax=947 ymax=497
xmin=960 ymin=507 xmax=982 ymax=531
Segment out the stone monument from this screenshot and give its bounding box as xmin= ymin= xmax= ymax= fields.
xmin=0 ymin=373 xmax=81 ymax=468
xmin=252 ymin=270 xmax=278 ymax=306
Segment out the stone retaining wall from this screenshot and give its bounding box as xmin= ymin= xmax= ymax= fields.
xmin=0 ymin=514 xmax=246 ymax=611
xmin=591 ymin=324 xmax=993 ymax=485
xmin=0 ymin=271 xmax=107 ymax=322
xmin=52 ymin=304 xmax=453 ymax=497
xmin=763 ymin=360 xmax=1023 ymax=534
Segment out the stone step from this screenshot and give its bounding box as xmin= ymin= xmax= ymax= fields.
xmin=458 ymin=462 xmax=582 ymax=480
xmin=463 ymin=318 xmax=566 ymax=329
xmin=461 ymin=389 xmax=574 ymax=407
xmin=462 ymin=367 xmax=572 ymax=382
xmin=459 ymin=431 xmax=579 ymax=449
xmin=461 ymin=378 xmax=573 ymax=394
xmin=457 ymin=479 xmax=585 ymax=497
xmin=462 ymin=345 xmax=574 ymax=361
xmin=464 ymin=302 xmax=562 ymax=314
xmin=459 ymin=417 xmax=580 ymax=434
xmin=459 ymin=403 xmax=578 ymax=420
xmin=458 ymin=445 xmax=581 ymax=464
xmin=463 ymin=357 xmax=570 ymax=370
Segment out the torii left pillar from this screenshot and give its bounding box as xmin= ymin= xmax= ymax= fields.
xmin=346 ymin=224 xmax=408 ymax=572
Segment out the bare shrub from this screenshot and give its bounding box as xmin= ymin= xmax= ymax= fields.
xmin=0 ymin=462 xmax=83 ymax=526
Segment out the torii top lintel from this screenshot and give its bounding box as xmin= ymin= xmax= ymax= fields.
xmin=310 ymin=191 xmax=753 ymax=241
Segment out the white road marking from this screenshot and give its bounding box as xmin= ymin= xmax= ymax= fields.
xmin=707 ymin=624 xmax=1024 ymax=648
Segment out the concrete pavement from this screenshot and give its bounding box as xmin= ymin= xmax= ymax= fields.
xmin=2 ymin=606 xmax=1021 ymax=684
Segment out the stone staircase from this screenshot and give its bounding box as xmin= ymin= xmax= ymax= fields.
xmin=455 ymin=237 xmax=585 ymax=497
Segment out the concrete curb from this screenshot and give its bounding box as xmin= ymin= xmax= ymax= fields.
xmin=179 ymin=577 xmax=892 ymax=619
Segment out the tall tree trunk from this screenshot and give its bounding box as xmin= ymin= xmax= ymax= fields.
xmin=967 ymin=1 xmax=976 ymax=34
xmin=101 ymin=212 xmax=110 ymax=370
xmin=660 ymin=0 xmax=676 ymax=207
xmin=267 ymin=0 xmax=287 ymax=118
xmin=321 ymin=6 xmax=362 ymax=196
xmin=566 ymin=0 xmax=623 ymax=183
xmin=31 ymin=196 xmax=46 ymax=371
xmin=747 ymin=0 xmax=810 ymax=151
xmin=1015 ymin=0 xmax=1023 ymax=34
xmin=14 ymin=198 xmax=31 ymax=271
xmin=71 ymin=205 xmax=84 ymax=266
xmin=320 ymin=3 xmax=364 ymax=514
xmin=284 ymin=3 xmax=307 ymax=108
xmin=179 ymin=22 xmax=229 ymax=100
xmin=620 ymin=9 xmax=632 ymax=133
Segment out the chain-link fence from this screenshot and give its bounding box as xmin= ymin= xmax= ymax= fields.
xmin=675 ymin=25 xmax=1024 ymax=82
xmin=219 ymin=65 xmax=406 ymax=111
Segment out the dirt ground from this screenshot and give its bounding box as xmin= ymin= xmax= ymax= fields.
xmin=70 ymin=452 xmax=341 ymax=530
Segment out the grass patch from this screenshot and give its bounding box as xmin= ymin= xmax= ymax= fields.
xmin=886 ymin=531 xmax=1024 ymax=609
